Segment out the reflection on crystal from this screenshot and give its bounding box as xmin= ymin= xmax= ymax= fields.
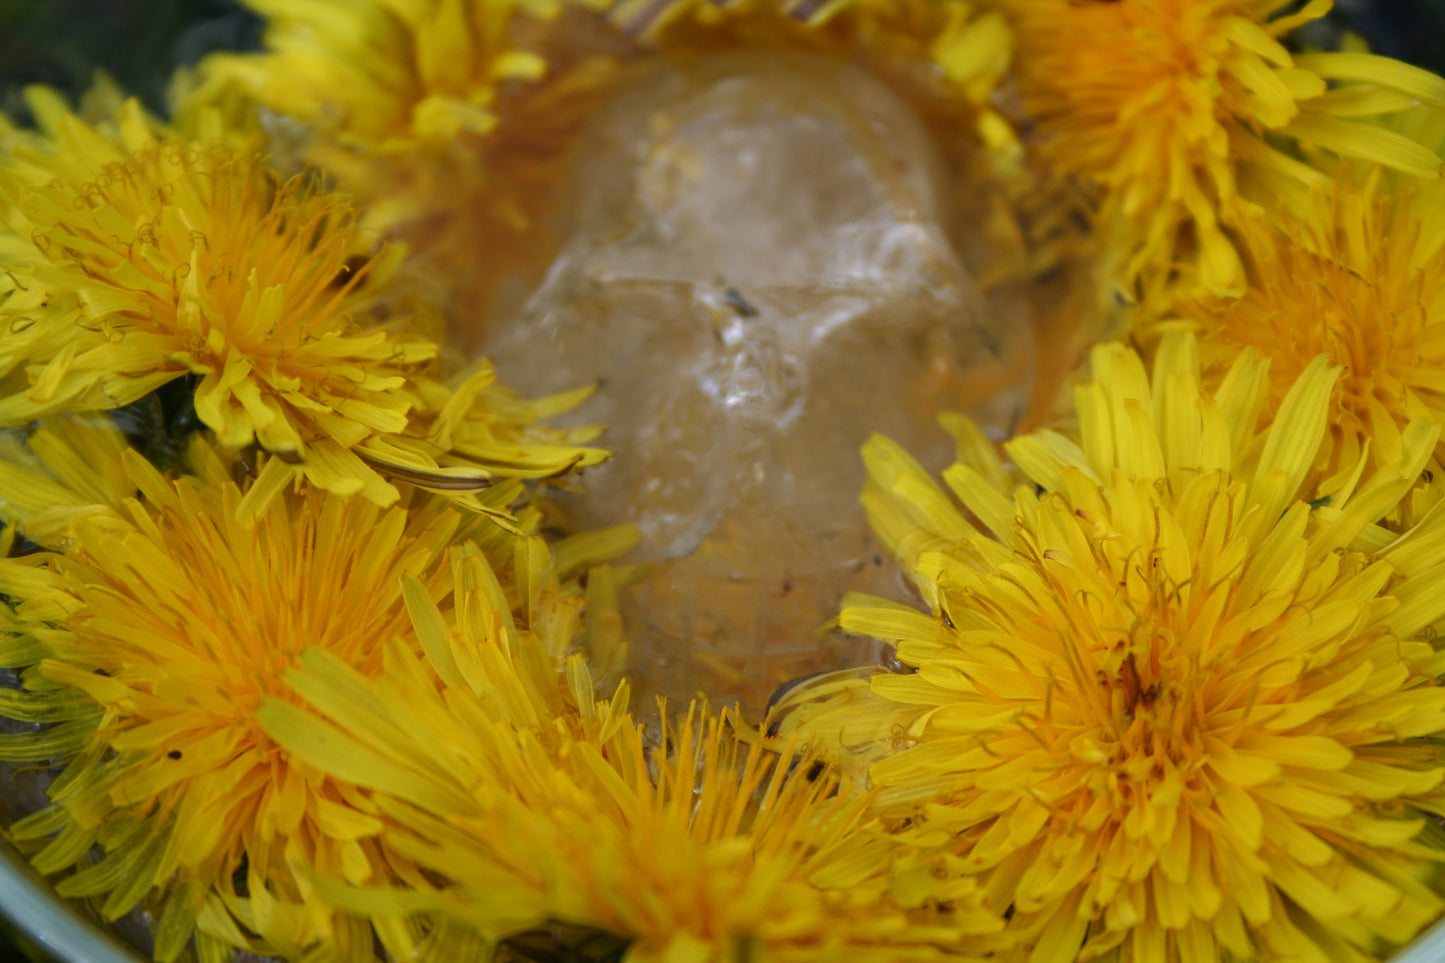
xmin=484 ymin=50 xmax=1034 ymax=710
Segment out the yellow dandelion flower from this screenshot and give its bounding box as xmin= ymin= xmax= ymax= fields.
xmin=0 ymin=435 xmax=544 ymax=961
xmin=1144 ymin=172 xmax=1445 ymax=509
xmin=539 ymin=706 xmax=1008 ymax=962
xmin=782 ymin=333 xmax=1445 ymax=960
xmin=248 ymin=548 xmax=633 ymax=958
xmin=198 ymin=0 xmax=618 ymax=335
xmin=209 ymin=0 xmax=584 ymax=153
xmin=0 ymin=415 xmax=137 ymax=536
xmin=263 ymin=556 xmax=1008 ymax=961
xmin=1000 ymin=0 xmax=1445 ymax=300
xmin=0 ymin=97 xmax=608 ymax=509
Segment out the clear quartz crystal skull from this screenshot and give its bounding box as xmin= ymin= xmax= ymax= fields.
xmin=485 ymin=50 xmax=1033 ymax=709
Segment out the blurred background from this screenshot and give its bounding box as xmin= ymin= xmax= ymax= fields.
xmin=0 ymin=0 xmax=260 ymax=121
xmin=0 ymin=0 xmax=1441 ymax=959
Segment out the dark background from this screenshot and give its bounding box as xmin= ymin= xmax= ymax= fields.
xmin=0 ymin=0 xmax=260 ymax=121
xmin=0 ymin=0 xmax=1443 ymax=120
xmin=0 ymin=0 xmax=1441 ymax=960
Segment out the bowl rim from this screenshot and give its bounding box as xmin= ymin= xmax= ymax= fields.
xmin=1387 ymin=915 xmax=1445 ymax=963
xmin=0 ymin=838 xmax=144 ymax=963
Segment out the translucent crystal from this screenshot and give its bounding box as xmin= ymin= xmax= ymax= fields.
xmin=484 ymin=50 xmax=1033 ymax=710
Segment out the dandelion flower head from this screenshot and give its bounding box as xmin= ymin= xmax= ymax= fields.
xmin=0 ymin=428 xmax=507 ymax=962
xmin=782 ymin=333 xmax=1445 ymax=960
xmin=210 ymin=0 xmax=587 ymax=153
xmin=1146 ymin=172 xmax=1445 ymax=513
xmin=199 ymin=0 xmax=621 ymax=331
xmin=1001 ymin=0 xmax=1445 ymax=301
xmin=0 ymin=95 xmax=608 ymax=510
xmin=539 ymin=706 xmax=1007 ymax=962
xmin=248 ymin=542 xmax=647 ymax=955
